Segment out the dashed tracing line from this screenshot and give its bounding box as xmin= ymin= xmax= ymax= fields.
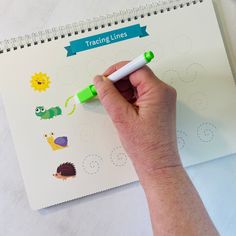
xmin=82 ymin=154 xmax=103 ymax=175
xmin=197 ymin=122 xmax=216 ymax=143
xmin=162 ymin=70 xmax=180 ymax=86
xmin=110 ymin=146 xmax=128 ymax=167
xmin=189 ymin=92 xmax=208 ymax=111
xmin=181 ymin=63 xmax=206 ymax=83
xmin=176 ymin=130 xmax=188 ymax=150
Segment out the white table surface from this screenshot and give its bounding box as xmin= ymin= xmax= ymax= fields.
xmin=0 ymin=0 xmax=236 ymax=235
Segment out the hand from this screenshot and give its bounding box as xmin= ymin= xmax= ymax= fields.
xmin=93 ymin=62 xmax=181 ymax=178
xmin=94 ymin=62 xmax=218 ymax=235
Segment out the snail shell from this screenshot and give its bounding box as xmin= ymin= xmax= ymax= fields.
xmin=54 ymin=136 xmax=68 ymax=147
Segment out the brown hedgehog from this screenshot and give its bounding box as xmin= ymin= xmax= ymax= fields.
xmin=53 ymin=162 xmax=76 ymax=180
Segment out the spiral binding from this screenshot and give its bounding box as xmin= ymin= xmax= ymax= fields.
xmin=0 ymin=0 xmax=203 ymax=54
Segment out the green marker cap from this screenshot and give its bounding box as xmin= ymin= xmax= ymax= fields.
xmin=144 ymin=51 xmax=154 ymax=63
xmin=75 ymin=84 xmax=97 ymax=103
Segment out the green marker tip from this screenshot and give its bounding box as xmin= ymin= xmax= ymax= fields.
xmin=144 ymin=51 xmax=155 ymax=63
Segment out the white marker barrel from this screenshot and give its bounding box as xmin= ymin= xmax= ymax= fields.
xmin=108 ymin=51 xmax=154 ymax=82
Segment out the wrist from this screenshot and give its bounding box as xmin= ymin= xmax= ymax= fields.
xmin=138 ymin=164 xmax=185 ymax=192
xmin=130 ymin=150 xmax=183 ymax=187
xmin=131 ymin=147 xmax=181 ymax=174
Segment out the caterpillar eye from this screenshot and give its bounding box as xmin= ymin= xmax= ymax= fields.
xmin=35 ymin=108 xmax=40 ymax=113
xmin=41 ymin=107 xmax=45 ymax=112
xmin=44 ymin=134 xmax=47 ymax=138
xmin=51 ymin=132 xmax=54 ymax=135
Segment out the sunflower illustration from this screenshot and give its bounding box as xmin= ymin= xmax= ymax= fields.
xmin=30 ymin=72 xmax=51 ymax=92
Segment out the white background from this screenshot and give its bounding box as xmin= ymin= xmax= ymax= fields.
xmin=0 ymin=0 xmax=236 ymax=235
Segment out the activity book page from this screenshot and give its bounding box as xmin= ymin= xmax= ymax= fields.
xmin=0 ymin=0 xmax=236 ymax=209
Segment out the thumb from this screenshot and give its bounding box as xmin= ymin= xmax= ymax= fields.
xmin=93 ymin=75 xmax=136 ymax=124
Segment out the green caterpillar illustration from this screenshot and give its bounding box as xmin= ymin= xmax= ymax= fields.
xmin=35 ymin=106 xmax=62 ymax=119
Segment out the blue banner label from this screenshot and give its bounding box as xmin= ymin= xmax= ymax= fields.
xmin=65 ymin=24 xmax=149 ymax=57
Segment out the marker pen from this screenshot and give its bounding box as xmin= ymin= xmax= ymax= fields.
xmin=74 ymin=50 xmax=154 ymax=104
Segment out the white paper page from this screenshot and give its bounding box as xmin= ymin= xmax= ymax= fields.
xmin=0 ymin=0 xmax=235 ymax=209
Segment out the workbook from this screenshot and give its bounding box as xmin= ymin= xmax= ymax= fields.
xmin=0 ymin=0 xmax=235 ymax=210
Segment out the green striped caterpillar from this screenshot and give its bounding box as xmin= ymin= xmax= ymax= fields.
xmin=35 ymin=106 xmax=62 ymax=119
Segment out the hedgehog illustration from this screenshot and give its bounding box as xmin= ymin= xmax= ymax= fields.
xmin=45 ymin=132 xmax=68 ymax=151
xmin=53 ymin=162 xmax=76 ymax=180
xmin=35 ymin=106 xmax=62 ymax=119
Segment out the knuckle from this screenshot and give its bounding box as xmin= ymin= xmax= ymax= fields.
xmin=157 ymin=83 xmax=177 ymax=100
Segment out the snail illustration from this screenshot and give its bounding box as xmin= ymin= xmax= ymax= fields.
xmin=45 ymin=132 xmax=68 ymax=151
xmin=53 ymin=162 xmax=76 ymax=180
xmin=35 ymin=106 xmax=62 ymax=119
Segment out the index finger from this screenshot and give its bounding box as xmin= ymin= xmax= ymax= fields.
xmin=103 ymin=61 xmax=163 ymax=88
xmin=103 ymin=61 xmax=129 ymax=77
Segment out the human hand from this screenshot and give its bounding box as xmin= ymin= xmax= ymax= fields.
xmin=93 ymin=62 xmax=181 ymax=179
xmin=94 ymin=63 xmax=219 ymax=235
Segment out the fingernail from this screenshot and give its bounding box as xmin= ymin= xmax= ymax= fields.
xmin=93 ymin=75 xmax=103 ymax=84
xmin=102 ymin=76 xmax=108 ymax=81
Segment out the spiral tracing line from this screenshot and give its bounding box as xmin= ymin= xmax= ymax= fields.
xmin=110 ymin=146 xmax=128 ymax=167
xmin=0 ymin=0 xmax=203 ymax=54
xmin=82 ymin=154 xmax=103 ymax=175
xmin=197 ymin=122 xmax=216 ymax=143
